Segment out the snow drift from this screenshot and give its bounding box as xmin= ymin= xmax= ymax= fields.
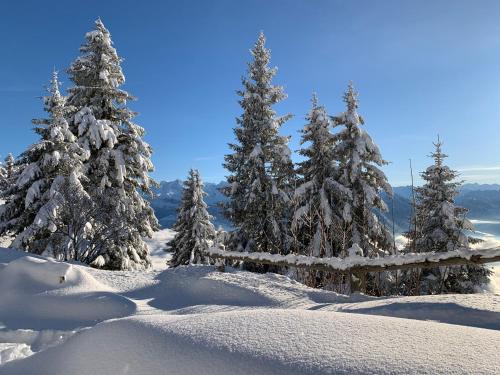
xmin=3 ymin=310 xmax=500 ymax=375
xmin=0 ymin=234 xmax=499 ymax=374
xmin=0 ymin=249 xmax=136 ymax=330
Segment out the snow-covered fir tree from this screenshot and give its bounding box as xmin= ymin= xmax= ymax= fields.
xmin=66 ymin=19 xmax=159 ymax=269
xmin=0 ymin=153 xmax=18 ymax=238
xmin=331 ymin=83 xmax=394 ymax=258
xmin=1 ymin=71 xmax=87 ymax=254
xmin=4 ymin=153 xmax=14 ymax=179
xmin=405 ymin=139 xmax=491 ymax=293
xmin=0 ymin=153 xmax=24 ymax=237
xmin=0 ymin=153 xmax=14 ymax=193
xmin=223 ymin=32 xmax=295 ymax=255
xmin=169 ymin=169 xmax=215 ymax=267
xmin=292 ymin=94 xmax=350 ymax=258
xmin=0 ymin=161 xmax=6 ymax=193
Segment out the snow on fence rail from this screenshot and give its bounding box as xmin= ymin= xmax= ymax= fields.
xmin=206 ymin=247 xmax=500 ymax=274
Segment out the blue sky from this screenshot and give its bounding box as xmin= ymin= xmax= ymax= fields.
xmin=1 ymin=0 xmax=500 ymax=185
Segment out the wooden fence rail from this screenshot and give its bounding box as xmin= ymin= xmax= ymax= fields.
xmin=205 ymin=247 xmax=500 ymax=293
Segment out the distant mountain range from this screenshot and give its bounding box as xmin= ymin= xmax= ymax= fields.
xmin=149 ymin=181 xmax=500 ymax=235
xmin=150 ymin=180 xmax=230 ymax=229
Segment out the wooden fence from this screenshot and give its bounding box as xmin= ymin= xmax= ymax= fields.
xmin=205 ymin=246 xmax=500 ymax=293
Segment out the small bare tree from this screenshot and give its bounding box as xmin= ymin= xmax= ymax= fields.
xmin=42 ymin=176 xmax=124 ymax=266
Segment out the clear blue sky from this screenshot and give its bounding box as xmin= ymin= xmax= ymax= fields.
xmin=1 ymin=0 xmax=500 ymax=185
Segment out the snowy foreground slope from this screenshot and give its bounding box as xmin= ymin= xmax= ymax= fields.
xmin=0 ymin=230 xmax=499 ymax=374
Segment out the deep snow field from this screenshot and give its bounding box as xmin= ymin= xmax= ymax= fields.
xmin=0 ymin=230 xmax=499 ymax=374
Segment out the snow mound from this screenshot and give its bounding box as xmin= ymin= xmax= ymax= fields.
xmin=3 ymin=310 xmax=500 ymax=375
xmin=125 ymin=266 xmax=354 ymax=313
xmin=121 ymin=265 xmax=500 ymax=330
xmin=0 ymin=255 xmax=106 ymax=293
xmin=0 ymin=254 xmax=136 ymax=330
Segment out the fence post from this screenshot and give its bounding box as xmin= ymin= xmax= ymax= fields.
xmin=350 ymin=269 xmax=366 ymax=294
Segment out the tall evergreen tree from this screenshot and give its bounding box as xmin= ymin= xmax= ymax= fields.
xmin=0 ymin=153 xmax=24 ymax=237
xmin=66 ymin=19 xmax=158 ymax=269
xmin=292 ymin=95 xmax=350 ymax=258
xmin=0 ymin=72 xmax=87 ymax=254
xmin=223 ymin=32 xmax=295 ymax=255
xmin=4 ymin=153 xmax=14 ymax=179
xmin=405 ymin=139 xmax=491 ymax=293
xmin=0 ymin=153 xmax=15 ymax=193
xmin=169 ymin=169 xmax=215 ymax=267
xmin=332 ymin=83 xmax=394 ymax=258
xmin=0 ymin=161 xmax=6 ymax=193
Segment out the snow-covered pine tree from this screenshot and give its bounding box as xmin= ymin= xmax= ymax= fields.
xmin=331 ymin=83 xmax=394 ymax=258
xmin=66 ymin=19 xmax=159 ymax=270
xmin=292 ymin=94 xmax=350 ymax=259
xmin=223 ymin=32 xmax=295 ymax=255
xmin=2 ymin=71 xmax=87 ymax=254
xmin=0 ymin=153 xmax=14 ymax=193
xmin=405 ymin=139 xmax=491 ymax=293
xmin=0 ymin=153 xmax=25 ymax=237
xmin=169 ymin=169 xmax=216 ymax=267
xmin=4 ymin=153 xmax=14 ymax=179
xmin=0 ymin=160 xmax=6 ymax=193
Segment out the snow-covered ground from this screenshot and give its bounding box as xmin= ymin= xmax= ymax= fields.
xmin=0 ymin=229 xmax=499 ymax=374
xmin=143 ymin=228 xmax=174 ymax=271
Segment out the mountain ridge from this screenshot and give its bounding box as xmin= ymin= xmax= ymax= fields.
xmin=149 ymin=181 xmax=500 ymax=233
